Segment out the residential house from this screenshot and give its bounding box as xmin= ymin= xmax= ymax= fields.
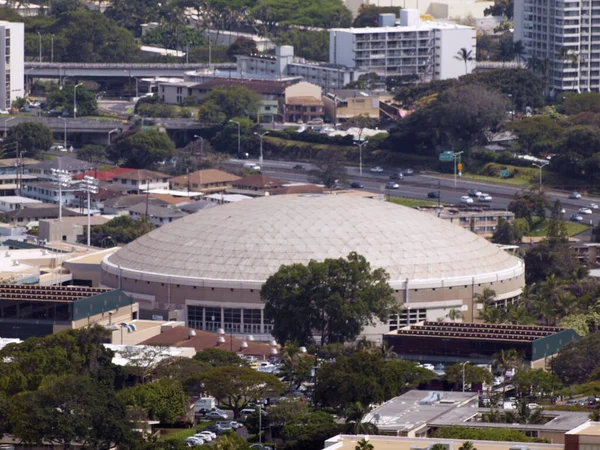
xmin=284 ymin=81 xmax=324 ymax=123
xmin=169 ymin=169 xmax=240 ymax=194
xmin=322 ymin=89 xmax=393 ymax=122
xmin=26 ymin=156 xmax=93 ymax=180
xmin=229 ymin=174 xmax=325 ymax=197
xmin=72 ymin=167 xmax=136 ymax=182
xmin=5 ymin=205 xmax=81 ymax=224
xmin=128 ymin=203 xmax=186 ymax=227
xmin=19 ymin=181 xmax=79 ymax=206
xmin=112 ymin=170 xmax=170 ymax=194
xmin=72 ymin=187 xmax=123 ymax=212
xmin=101 ymin=195 xmax=170 ymax=215
xmin=0 ymin=196 xmax=42 ymax=212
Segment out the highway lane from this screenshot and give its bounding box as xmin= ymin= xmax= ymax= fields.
xmin=229 ymin=158 xmax=600 ymax=225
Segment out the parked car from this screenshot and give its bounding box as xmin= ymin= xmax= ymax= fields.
xmin=468 ymin=189 xmax=482 ymax=197
xmin=591 ymin=203 xmax=599 ymax=209
xmin=250 ymin=445 xmax=273 ymax=450
xmin=202 ymin=425 xmax=221 ymax=434
xmin=477 ymin=193 xmax=493 ymax=202
xmin=185 ymin=437 xmax=205 ymax=447
xmin=570 ymin=192 xmax=582 ymax=199
xmin=385 ymin=181 xmax=400 ymax=189
xmin=293 ymin=164 xmax=304 ymax=170
xmin=228 ymin=421 xmax=243 ymax=429
xmin=215 ymin=422 xmax=233 ymax=432
xmin=570 ymin=214 xmax=584 ymax=222
xmin=389 ymin=172 xmax=404 ymax=180
xmin=427 ymin=191 xmax=440 ymax=199
xmin=205 ymin=410 xmax=228 ymax=420
xmin=350 ymin=181 xmax=364 ymax=188
xmin=565 ymin=399 xmax=578 ymax=405
xmin=370 ymin=166 xmax=384 ymax=173
xmin=50 ymin=145 xmax=65 ymax=151
xmin=527 ymin=403 xmax=541 ymax=410
xmin=193 ymin=433 xmax=213 ymax=442
xmin=460 ymin=195 xmax=474 ymax=204
xmin=399 ymin=168 xmax=414 ymax=176
xmin=579 ymin=207 xmax=593 ymax=215
xmin=198 ymin=431 xmax=217 ymax=439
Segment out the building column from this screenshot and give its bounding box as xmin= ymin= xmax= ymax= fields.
xmin=260 ymin=309 xmax=264 ymax=335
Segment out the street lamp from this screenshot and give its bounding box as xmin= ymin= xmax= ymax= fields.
xmin=108 ymin=128 xmax=119 ymax=146
xmin=37 ymin=31 xmax=42 ymax=62
xmin=51 ymin=34 xmax=54 ymax=63
xmin=452 ymin=151 xmax=464 ymax=189
xmin=4 ymin=116 xmax=14 ymax=136
xmin=193 ymin=134 xmax=204 ymax=155
xmin=73 ymin=82 xmax=83 ymax=119
xmin=58 ymin=116 xmax=67 ymax=149
xmin=532 ymin=160 xmax=549 ymax=192
xmin=462 ymin=360 xmax=470 ymax=392
xmin=254 ymin=131 xmax=269 ymax=165
xmin=229 ymin=120 xmax=241 ymax=158
xmin=50 ymin=168 xmax=71 ymax=222
xmin=79 ymin=175 xmax=99 ymax=246
xmin=355 ymin=140 xmax=369 ymax=175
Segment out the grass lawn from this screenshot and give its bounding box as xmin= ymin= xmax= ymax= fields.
xmin=458 ymin=172 xmax=533 ymax=187
xmin=157 ymin=422 xmax=214 ymax=441
xmin=387 ymin=196 xmax=439 ymax=208
xmin=527 ymin=217 xmax=589 ymax=237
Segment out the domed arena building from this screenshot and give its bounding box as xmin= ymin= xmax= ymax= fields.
xmin=100 ymin=194 xmax=525 ymax=341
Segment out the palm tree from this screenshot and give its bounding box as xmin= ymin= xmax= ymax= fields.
xmin=492 ymin=349 xmax=522 ymax=399
xmin=454 ymin=48 xmax=474 ymax=74
xmin=513 ymin=40 xmax=526 ymax=68
xmin=345 ymin=402 xmax=379 ymax=435
xmin=356 ymin=439 xmax=374 ymax=450
xmin=459 ymin=441 xmax=477 ymax=450
xmin=447 ymin=308 xmax=463 ymax=322
xmin=504 ymin=399 xmax=546 ymax=424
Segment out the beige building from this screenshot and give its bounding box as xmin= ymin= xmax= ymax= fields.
xmin=323 ymin=89 xmax=393 ymax=122
xmin=169 ymin=169 xmax=240 ymax=193
xmin=566 ymin=422 xmax=600 ymax=450
xmin=284 ymin=81 xmax=324 ymax=123
xmin=100 ymin=195 xmax=525 ymax=340
xmin=418 ymin=206 xmax=515 ymax=236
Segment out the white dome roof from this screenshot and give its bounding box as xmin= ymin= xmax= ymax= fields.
xmin=104 ymin=194 xmax=523 ymax=288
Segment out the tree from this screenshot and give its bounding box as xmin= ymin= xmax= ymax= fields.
xmin=308 ymin=150 xmax=349 ymax=189
xmin=4 ymin=122 xmax=53 ymax=159
xmin=546 ymin=199 xmax=568 ymax=240
xmin=492 ymin=217 xmax=517 ymax=245
xmin=88 ymin=216 xmax=153 ymax=248
xmin=104 ymin=0 xmax=165 ymax=36
xmin=431 ymin=444 xmax=448 ymax=450
xmin=484 ymin=0 xmax=514 ymax=19
xmin=262 ymin=252 xmax=398 ymax=346
xmin=355 ymin=439 xmax=374 ymax=450
xmin=444 ymin=363 xmax=493 ymax=390
xmin=279 ymin=343 xmax=314 ymax=392
xmin=352 ymin=5 xmax=399 ymax=27
xmin=198 ymin=85 xmax=262 ymax=123
xmin=433 ymin=426 xmax=533 ymax=442
xmin=512 ymin=368 xmax=561 ymax=399
xmin=47 ymin=82 xmax=97 ymax=116
xmin=492 ymin=349 xmax=522 ymax=398
xmin=524 ymin=239 xmax=584 ymax=284
xmin=459 ymin=442 xmax=477 ymax=450
xmin=273 ymin=29 xmax=329 ymax=62
xmin=551 ymin=331 xmax=600 ymax=384
xmin=211 ymin=117 xmax=255 ymax=155
xmin=251 ymin=0 xmax=352 ymax=29
xmin=344 ymin=402 xmax=379 ymax=435
xmin=77 ymin=145 xmax=106 ymax=164
xmin=142 ymin=23 xmax=204 ymax=50
xmin=110 ymin=129 xmax=175 ymax=169
xmin=507 ymin=191 xmax=550 ymax=228
xmin=214 ymin=430 xmax=251 ymax=450
xmin=227 ymin=37 xmax=258 ymax=60
xmin=118 ymin=378 xmax=188 ymax=425
xmin=193 ymin=348 xmax=247 ymax=367
xmin=342 ymin=114 xmax=377 ymax=142
xmin=454 ymin=48 xmax=474 ymax=74
xmin=200 ymin=366 xmax=285 ymax=418
xmin=504 ymin=399 xmax=546 ymax=424
xmin=281 ymin=410 xmax=341 ymax=450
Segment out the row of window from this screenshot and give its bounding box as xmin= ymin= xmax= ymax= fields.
xmin=188 ymin=305 xmax=273 ymax=334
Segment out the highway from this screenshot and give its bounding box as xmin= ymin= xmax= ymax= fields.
xmin=228 ymin=158 xmax=600 ymax=226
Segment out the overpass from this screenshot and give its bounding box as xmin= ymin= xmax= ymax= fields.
xmin=24 ymin=62 xmax=237 ymax=79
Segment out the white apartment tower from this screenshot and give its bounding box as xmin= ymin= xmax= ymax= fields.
xmin=0 ymin=21 xmax=24 ymax=111
xmin=329 ymin=9 xmax=476 ymax=82
xmin=514 ymin=0 xmax=599 ymax=93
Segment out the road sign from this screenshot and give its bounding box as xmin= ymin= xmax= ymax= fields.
xmin=457 ymin=163 xmax=463 ymax=171
xmin=439 ymin=152 xmax=453 ymax=162
xmin=500 ymin=169 xmax=510 ymax=178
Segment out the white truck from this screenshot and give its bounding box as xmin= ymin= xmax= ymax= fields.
xmin=194 ymin=397 xmax=217 ymax=413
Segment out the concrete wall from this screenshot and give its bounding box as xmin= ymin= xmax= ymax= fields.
xmin=39 ymin=220 xmax=84 ymax=244
xmin=330 ymin=29 xmax=356 ymax=67
xmin=285 ymin=81 xmax=322 ymax=101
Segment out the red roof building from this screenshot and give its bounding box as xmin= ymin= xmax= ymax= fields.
xmin=73 ymin=167 xmax=136 ymax=182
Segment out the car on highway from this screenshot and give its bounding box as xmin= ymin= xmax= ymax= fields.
xmin=468 ymin=189 xmax=482 ymax=197
xmin=350 ymin=182 xmax=364 ymax=188
xmin=243 ymin=162 xmax=261 ymax=171
xmin=579 ymin=207 xmax=593 ymax=215
xmin=477 ymin=193 xmax=493 ymax=202
xmin=570 ymin=214 xmax=584 ymax=222
xmin=370 ymin=166 xmax=384 ymax=173
xmin=591 ymin=203 xmax=599 ymax=209
xmin=460 ymin=195 xmax=474 ymax=204
xmin=389 ymin=172 xmax=404 ymax=180
xmin=293 ymin=164 xmax=304 ymax=170
xmin=570 ymin=192 xmax=582 ymax=199
xmin=427 ymin=191 xmax=440 ymax=199
xmin=385 ymin=181 xmax=400 ymax=189
xmin=399 ymin=168 xmax=414 ymax=176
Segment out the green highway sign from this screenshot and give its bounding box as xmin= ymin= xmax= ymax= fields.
xmin=439 ymin=152 xmax=454 ymax=162
xmin=500 ymin=169 xmax=510 ymax=178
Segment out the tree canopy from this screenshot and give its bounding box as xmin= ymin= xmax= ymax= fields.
xmin=47 ymin=82 xmax=98 ymax=117
xmin=198 ymin=85 xmax=262 ymax=123
xmin=5 ymin=122 xmax=53 ymax=159
xmin=261 ymin=252 xmax=398 ymax=346
xmin=87 ymin=215 xmax=153 ymax=248
xmin=109 ymin=129 xmax=175 ymax=169
xmin=551 ymin=331 xmax=600 ymax=384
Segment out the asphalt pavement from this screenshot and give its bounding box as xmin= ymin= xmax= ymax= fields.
xmin=229 ymin=158 xmax=600 ymax=228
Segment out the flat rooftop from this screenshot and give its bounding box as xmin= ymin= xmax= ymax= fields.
xmin=323 ymin=435 xmax=563 ymax=450
xmin=567 ymin=422 xmax=600 ymax=436
xmin=429 ymin=407 xmax=591 ymax=432
xmin=0 ymin=196 xmax=41 ymax=204
xmin=388 ymin=322 xmax=565 ymax=343
xmin=331 ymin=22 xmax=473 ymax=33
xmin=363 ymin=390 xmax=477 ymax=433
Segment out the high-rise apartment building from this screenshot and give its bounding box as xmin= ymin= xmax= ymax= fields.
xmin=514 ymin=0 xmax=599 ymax=93
xmin=0 ymin=21 xmax=24 ymax=111
xmin=329 ymin=9 xmax=476 ymax=82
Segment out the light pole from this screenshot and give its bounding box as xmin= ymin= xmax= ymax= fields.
xmin=79 ymin=175 xmax=99 ymax=246
xmin=73 ymin=82 xmax=83 ymax=119
xmin=452 ymin=151 xmax=464 ymax=188
xmin=254 ymin=131 xmax=269 ymax=165
xmin=532 ymin=161 xmax=549 ymax=192
xmin=50 ymin=168 xmax=71 ymax=222
xmin=58 ymin=116 xmax=67 ymax=149
xmin=51 ymin=34 xmax=54 ymax=63
xmin=462 ymin=360 xmax=470 ymax=392
xmin=4 ymin=116 xmax=14 ymax=137
xmin=193 ymin=134 xmax=204 ymax=155
xmin=355 ymin=140 xmax=369 ymax=175
xmin=229 ymin=120 xmax=241 ymax=158
xmin=108 ymin=128 xmax=119 ymax=145
xmin=37 ymin=31 xmax=42 ymax=62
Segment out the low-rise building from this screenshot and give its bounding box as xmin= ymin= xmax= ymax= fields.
xmin=229 ymin=174 xmax=325 ymax=197
xmin=5 ymin=205 xmax=81 ymax=224
xmin=27 ymin=156 xmax=93 ymax=180
xmin=169 ymin=169 xmax=240 ymax=193
xmin=284 ymin=81 xmax=324 ymax=123
xmin=0 ymin=196 xmax=42 ymax=212
xmin=38 ymin=216 xmax=111 ymax=244
xmin=566 ymin=421 xmax=600 ymax=450
xmin=323 ymin=89 xmax=393 ymax=122
xmin=112 ymin=170 xmax=170 ymax=194
xmin=128 ymin=202 xmax=186 ymax=226
xmin=19 ymin=181 xmax=79 ymax=206
xmin=417 ymin=206 xmax=515 ymax=236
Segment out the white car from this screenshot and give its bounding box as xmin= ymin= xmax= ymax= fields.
xmin=527 ymin=403 xmax=542 ymax=410
xmin=591 ymin=203 xmax=599 ymax=209
xmin=185 ymin=437 xmax=205 ymax=446
xmin=477 ymin=193 xmax=492 ymax=202
xmin=370 ymin=166 xmax=384 ymax=173
xmin=460 ymin=195 xmax=474 ymax=204
xmin=194 ymin=433 xmax=213 ymax=442
xmin=579 ymin=207 xmax=593 ymax=215
xmin=243 ymin=162 xmax=260 ymax=171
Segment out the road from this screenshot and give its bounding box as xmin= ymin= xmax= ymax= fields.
xmin=228 ymin=158 xmax=600 ymax=227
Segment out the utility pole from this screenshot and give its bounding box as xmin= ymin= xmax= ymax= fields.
xmin=254 ymin=131 xmax=269 ymax=165
xmin=229 ymin=120 xmax=241 ymax=158
xmin=532 ymin=161 xmax=549 ymax=192
xmin=452 ymin=151 xmax=464 ymax=188
xmin=79 ymin=176 xmax=99 ymax=246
